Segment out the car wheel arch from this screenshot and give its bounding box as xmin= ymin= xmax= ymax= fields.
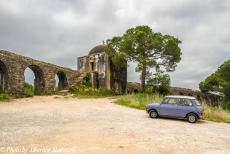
xmin=186 ymin=112 xmax=199 ymax=119
xmin=148 ymin=109 xmax=158 ymax=114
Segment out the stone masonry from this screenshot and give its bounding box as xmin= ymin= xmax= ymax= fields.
xmin=0 ymin=50 xmax=82 ymax=94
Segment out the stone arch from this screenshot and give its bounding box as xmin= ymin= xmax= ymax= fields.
xmin=55 ymin=71 xmax=68 ymax=90
xmin=0 ymin=60 xmax=8 ymax=93
xmin=24 ymin=65 xmax=45 ymax=95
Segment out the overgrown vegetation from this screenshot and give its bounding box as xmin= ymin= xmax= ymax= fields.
xmin=69 ymin=86 xmax=114 ymax=98
xmin=82 ymin=73 xmax=92 ymax=87
xmin=115 ymin=93 xmax=230 ymax=123
xmin=0 ymin=93 xmax=11 ymax=102
xmin=204 ymin=104 xmax=230 ymax=123
xmin=115 ymin=93 xmax=163 ymax=110
xmin=24 ymin=83 xmax=34 ymax=97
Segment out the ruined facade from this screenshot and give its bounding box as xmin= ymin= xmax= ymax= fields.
xmin=0 ymin=50 xmax=82 ymax=94
xmin=77 ymin=45 xmax=127 ymax=94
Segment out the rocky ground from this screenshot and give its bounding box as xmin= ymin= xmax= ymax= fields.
xmin=0 ymin=96 xmax=230 ymax=154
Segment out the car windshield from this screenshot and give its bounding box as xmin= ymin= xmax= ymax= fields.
xmin=193 ymin=99 xmax=201 ymax=106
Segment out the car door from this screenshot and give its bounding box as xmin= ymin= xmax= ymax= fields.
xmin=158 ymin=98 xmax=178 ymax=117
xmin=176 ymin=98 xmax=193 ymax=118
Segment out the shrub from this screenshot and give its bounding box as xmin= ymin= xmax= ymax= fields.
xmin=0 ymin=93 xmax=11 ymax=102
xmin=24 ymin=83 xmax=34 ymax=97
xmin=83 ymin=73 xmax=92 ymax=87
xmin=69 ymin=86 xmax=114 ymax=98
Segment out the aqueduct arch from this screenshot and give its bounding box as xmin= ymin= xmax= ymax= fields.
xmin=55 ymin=71 xmax=68 ymax=90
xmin=24 ymin=65 xmax=45 ymax=94
xmin=0 ymin=50 xmax=82 ymax=95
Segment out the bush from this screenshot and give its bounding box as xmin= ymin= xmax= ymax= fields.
xmin=115 ymin=93 xmax=163 ymax=110
xmin=24 ymin=83 xmax=34 ymax=97
xmin=0 ymin=93 xmax=11 ymax=102
xmin=69 ymin=86 xmax=114 ymax=98
xmin=82 ymin=73 xmax=91 ymax=87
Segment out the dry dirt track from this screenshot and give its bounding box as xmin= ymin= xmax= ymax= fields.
xmin=0 ymin=96 xmax=230 ymax=154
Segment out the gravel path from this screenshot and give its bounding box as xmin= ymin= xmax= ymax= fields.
xmin=0 ymin=96 xmax=230 ymax=154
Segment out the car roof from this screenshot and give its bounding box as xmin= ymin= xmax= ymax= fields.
xmin=165 ymin=95 xmax=196 ymax=99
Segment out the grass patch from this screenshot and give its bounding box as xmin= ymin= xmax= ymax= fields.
xmin=115 ymin=93 xmax=163 ymax=110
xmin=0 ymin=93 xmax=11 ymax=102
xmin=203 ymin=104 xmax=230 ymax=123
xmin=69 ymin=86 xmax=114 ymax=98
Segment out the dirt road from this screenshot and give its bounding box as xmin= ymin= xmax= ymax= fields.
xmin=0 ymin=96 xmax=229 ymax=154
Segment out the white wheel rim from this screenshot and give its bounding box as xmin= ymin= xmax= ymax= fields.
xmin=189 ymin=115 xmax=195 ymax=122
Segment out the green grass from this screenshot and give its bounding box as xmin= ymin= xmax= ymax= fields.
xmin=69 ymin=86 xmax=115 ymax=98
xmin=0 ymin=93 xmax=11 ymax=102
xmin=115 ymin=93 xmax=163 ymax=110
xmin=115 ymin=93 xmax=230 ymax=123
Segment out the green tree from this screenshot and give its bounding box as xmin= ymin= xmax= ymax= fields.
xmin=199 ymin=73 xmax=221 ymax=92
xmin=147 ymin=73 xmax=171 ymax=95
xmin=199 ymin=59 xmax=230 ymax=100
xmin=218 ymin=60 xmax=230 ymax=99
xmin=106 ymin=25 xmax=182 ymax=92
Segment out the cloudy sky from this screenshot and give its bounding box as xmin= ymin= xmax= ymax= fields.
xmin=0 ymin=0 xmax=229 ymax=89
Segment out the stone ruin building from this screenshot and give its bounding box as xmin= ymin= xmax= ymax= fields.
xmin=77 ymin=45 xmax=127 ymax=94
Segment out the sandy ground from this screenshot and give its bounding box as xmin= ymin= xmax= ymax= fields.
xmin=0 ymin=96 xmax=230 ymax=154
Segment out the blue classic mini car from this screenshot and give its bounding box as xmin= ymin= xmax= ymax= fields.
xmin=146 ymin=95 xmax=204 ymax=123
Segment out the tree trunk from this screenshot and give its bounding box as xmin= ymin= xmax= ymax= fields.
xmin=141 ymin=64 xmax=146 ymax=92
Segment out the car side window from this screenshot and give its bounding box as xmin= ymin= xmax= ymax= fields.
xmin=167 ymin=98 xmax=177 ymax=105
xmin=162 ymin=98 xmax=169 ymax=103
xmin=177 ymin=99 xmax=192 ymax=106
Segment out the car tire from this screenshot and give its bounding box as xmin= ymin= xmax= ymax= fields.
xmin=187 ymin=113 xmax=197 ymax=123
xmin=149 ymin=110 xmax=158 ymax=118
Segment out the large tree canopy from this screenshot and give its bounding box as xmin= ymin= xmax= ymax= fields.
xmin=105 ymin=25 xmax=182 ymax=91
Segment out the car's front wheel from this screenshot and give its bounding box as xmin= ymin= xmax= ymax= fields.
xmin=149 ymin=110 xmax=158 ymax=118
xmin=187 ymin=113 xmax=197 ymax=123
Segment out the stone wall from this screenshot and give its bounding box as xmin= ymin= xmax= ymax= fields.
xmin=0 ymin=50 xmax=82 ymax=94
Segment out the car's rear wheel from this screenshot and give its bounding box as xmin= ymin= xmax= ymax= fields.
xmin=149 ymin=110 xmax=158 ymax=118
xmin=187 ymin=113 xmax=197 ymax=123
